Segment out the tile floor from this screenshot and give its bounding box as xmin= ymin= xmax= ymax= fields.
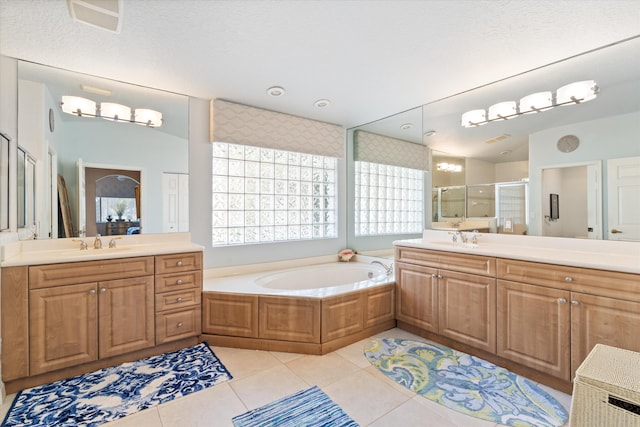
xmin=0 ymin=328 xmax=573 ymax=426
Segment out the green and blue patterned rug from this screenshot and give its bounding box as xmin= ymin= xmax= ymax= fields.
xmin=365 ymin=338 xmax=568 ymax=427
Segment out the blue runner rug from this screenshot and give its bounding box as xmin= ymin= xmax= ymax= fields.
xmin=2 ymin=342 xmax=232 ymax=427
xmin=365 ymin=338 xmax=568 ymax=427
xmin=232 ymin=385 xmax=359 ymax=427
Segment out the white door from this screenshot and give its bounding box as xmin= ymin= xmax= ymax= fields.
xmin=77 ymin=158 xmax=85 ymax=236
xmin=162 ymin=173 xmax=188 ymax=232
xmin=607 ymin=156 xmax=640 ymax=241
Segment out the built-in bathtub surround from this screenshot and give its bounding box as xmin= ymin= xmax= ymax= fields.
xmin=201 ymin=256 xmax=397 ymax=355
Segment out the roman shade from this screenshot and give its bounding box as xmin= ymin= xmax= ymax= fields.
xmin=354 ymin=130 xmax=429 ymax=171
xmin=210 ymin=99 xmax=344 ymax=158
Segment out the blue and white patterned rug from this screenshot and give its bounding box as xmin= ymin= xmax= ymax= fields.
xmin=1 ymin=342 xmax=232 ymax=427
xmin=232 ymin=385 xmax=359 ymax=427
xmin=365 ymin=338 xmax=568 ymax=427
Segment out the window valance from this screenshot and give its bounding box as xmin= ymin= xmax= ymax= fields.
xmin=354 ymin=130 xmax=429 ymax=171
xmin=210 ymin=99 xmax=344 ymax=158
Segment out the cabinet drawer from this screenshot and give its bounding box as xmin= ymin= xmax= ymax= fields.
xmin=156 ymin=307 xmax=201 ymax=344
xmin=497 ymin=259 xmax=640 ymax=301
xmin=155 ymin=252 xmax=202 ymax=275
xmin=396 ymin=246 xmax=495 ymax=276
xmin=155 ymin=288 xmax=201 ymax=312
xmin=29 ymin=257 xmax=154 ymax=289
xmin=155 ymin=271 xmax=202 ymax=293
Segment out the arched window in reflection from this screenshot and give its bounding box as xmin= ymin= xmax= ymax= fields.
xmin=88 ymin=169 xmax=140 ymax=236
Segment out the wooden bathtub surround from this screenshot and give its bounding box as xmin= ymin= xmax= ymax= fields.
xmin=201 ymin=283 xmax=396 ymax=354
xmin=1 ymin=251 xmax=203 ymax=394
xmin=395 ymin=245 xmax=640 ymax=394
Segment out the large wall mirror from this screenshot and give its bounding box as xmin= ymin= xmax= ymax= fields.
xmin=18 ymin=61 xmax=189 ymax=238
xmin=347 ymin=36 xmax=640 ymax=251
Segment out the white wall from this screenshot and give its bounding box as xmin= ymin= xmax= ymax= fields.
xmin=529 ymin=112 xmax=640 ymax=236
xmin=542 ymin=166 xmax=587 ymax=238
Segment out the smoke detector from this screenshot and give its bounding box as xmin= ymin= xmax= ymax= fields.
xmin=66 ymin=0 xmax=123 ymax=33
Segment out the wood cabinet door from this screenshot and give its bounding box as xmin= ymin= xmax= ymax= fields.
xmin=497 ymin=280 xmax=571 ymax=380
xmin=439 ymin=270 xmax=496 ymax=353
xmin=396 ymin=262 xmax=438 ymax=332
xmin=571 ymin=292 xmax=640 ymax=377
xmin=29 ymin=282 xmax=98 ymax=375
xmin=98 ymin=276 xmax=155 ymax=358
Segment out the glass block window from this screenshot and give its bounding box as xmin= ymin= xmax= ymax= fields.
xmin=212 ymin=142 xmax=338 ymax=246
xmin=354 ymin=161 xmax=424 ymax=236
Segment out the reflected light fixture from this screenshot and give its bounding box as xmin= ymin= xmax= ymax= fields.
xmin=437 ymin=162 xmax=462 ymax=173
xmin=488 ymin=101 xmax=517 ymax=121
xmin=556 ymin=80 xmax=598 ymax=105
xmin=461 ymin=109 xmax=486 ymax=127
xmin=100 ymin=102 xmax=131 ymax=121
xmin=61 ymin=96 xmax=97 ymax=117
xmin=134 ymin=109 xmax=163 ymax=127
xmin=519 ymin=91 xmax=553 ymax=114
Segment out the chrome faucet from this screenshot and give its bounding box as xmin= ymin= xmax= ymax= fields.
xmin=94 ymin=234 xmax=103 ymax=249
xmin=371 ymin=260 xmax=393 ymax=275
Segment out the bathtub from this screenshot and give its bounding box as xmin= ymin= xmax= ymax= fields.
xmin=201 ymin=260 xmax=397 ymax=354
xmin=203 ymin=261 xmax=394 ymax=297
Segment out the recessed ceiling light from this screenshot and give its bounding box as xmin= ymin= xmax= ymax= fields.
xmin=500 ymin=150 xmax=512 ymax=156
xmin=266 ymin=86 xmax=285 ymax=97
xmin=423 ymin=129 xmax=436 ymax=137
xmin=400 ymin=123 xmax=413 ymax=130
xmin=314 ymin=99 xmax=330 ymax=108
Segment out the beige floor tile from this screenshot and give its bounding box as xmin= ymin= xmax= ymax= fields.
xmin=229 ymin=364 xmax=309 ymax=410
xmin=372 ymin=327 xmax=426 ymax=342
xmin=214 ymin=347 xmax=282 ymax=381
xmin=323 ymin=369 xmax=411 ymax=426
xmin=368 ymin=397 xmax=459 ymax=427
xmin=157 ymin=382 xmax=247 ymax=427
xmin=270 ymin=350 xmax=305 ymax=363
xmin=334 ymin=338 xmax=373 ymax=368
xmin=101 ymin=407 xmax=163 ymax=427
xmin=413 ymin=396 xmax=499 ymax=427
xmin=537 ymin=383 xmax=573 ymax=413
xmin=286 ymin=352 xmax=360 ymax=387
xmin=0 ymin=393 xmax=16 ymax=421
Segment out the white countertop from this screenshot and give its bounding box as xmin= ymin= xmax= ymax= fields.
xmin=394 ymin=230 xmax=640 ymax=274
xmin=0 ymin=232 xmax=204 ymax=266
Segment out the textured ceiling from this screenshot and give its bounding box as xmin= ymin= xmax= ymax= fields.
xmin=1 ymin=0 xmax=639 ymax=128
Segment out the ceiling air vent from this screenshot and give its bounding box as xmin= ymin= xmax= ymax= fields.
xmin=483 ymin=134 xmax=511 ymax=144
xmin=66 ymin=0 xmax=123 ymax=33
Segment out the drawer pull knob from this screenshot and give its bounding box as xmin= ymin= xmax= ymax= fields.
xmin=100 ymin=288 xmax=107 ymax=293
xmin=564 ymin=276 xmax=573 ymax=283
xmin=176 ymin=279 xmax=183 ymax=285
xmin=177 ymin=261 xmax=183 ymax=267
xmin=558 ymin=298 xmax=567 ymax=304
xmin=176 ymin=297 xmax=183 ymax=303
xmin=571 ymin=300 xmax=580 ymax=306
xmin=177 ymin=322 xmax=184 ymax=328
xmin=431 ymin=273 xmax=438 ymax=278
xmin=89 ymin=289 xmax=96 ymax=295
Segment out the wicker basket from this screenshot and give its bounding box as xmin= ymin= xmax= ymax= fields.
xmin=569 ymin=344 xmax=640 ymax=427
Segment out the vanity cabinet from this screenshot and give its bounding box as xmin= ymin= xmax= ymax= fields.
xmin=496 ymin=258 xmax=640 ymax=380
xmin=1 ymin=249 xmax=203 ymax=392
xmin=154 ymin=252 xmax=203 ymax=344
xmin=395 ymin=247 xmax=496 ymax=353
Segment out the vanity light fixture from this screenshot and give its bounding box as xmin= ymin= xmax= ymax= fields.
xmin=100 ymin=102 xmax=131 ymax=121
xmin=61 ymin=96 xmax=97 ymax=117
xmin=134 ymin=109 xmax=163 ymax=127
xmin=461 ymin=80 xmax=598 ymax=127
xmin=266 ymin=86 xmax=286 ymax=97
xmin=436 ymin=162 xmax=462 ymax=173
xmin=556 ymin=80 xmax=598 ymax=105
xmin=461 ymin=109 xmax=487 ymax=127
xmin=519 ymin=91 xmax=553 ymax=114
xmin=488 ymin=101 xmax=517 ymax=121
xmin=60 ymin=97 xmax=163 ymax=127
